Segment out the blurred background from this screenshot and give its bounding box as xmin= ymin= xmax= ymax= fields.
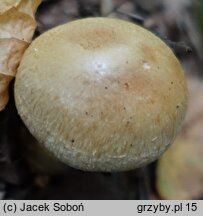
xmin=0 ymin=0 xmax=203 ymax=200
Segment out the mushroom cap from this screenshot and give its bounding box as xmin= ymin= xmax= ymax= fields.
xmin=14 ymin=17 xmax=187 ymax=172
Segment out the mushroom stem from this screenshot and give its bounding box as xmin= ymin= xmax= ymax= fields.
xmin=100 ymin=0 xmax=114 ymax=16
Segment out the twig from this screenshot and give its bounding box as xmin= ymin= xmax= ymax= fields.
xmin=116 ymin=9 xmax=144 ymax=25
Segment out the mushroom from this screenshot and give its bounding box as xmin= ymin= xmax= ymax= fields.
xmin=14 ymin=17 xmax=187 ymax=172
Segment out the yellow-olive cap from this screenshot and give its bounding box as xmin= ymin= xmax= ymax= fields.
xmin=14 ymin=18 xmax=187 ymax=172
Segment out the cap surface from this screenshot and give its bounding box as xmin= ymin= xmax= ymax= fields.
xmin=14 ymin=17 xmax=187 ymax=171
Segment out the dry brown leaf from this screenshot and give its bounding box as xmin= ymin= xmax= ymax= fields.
xmin=156 ymin=76 xmax=203 ymax=199
xmin=0 ymin=38 xmax=28 ymax=110
xmin=0 ymin=8 xmax=36 ymax=42
xmin=0 ymin=0 xmax=41 ymax=110
xmin=17 ymin=0 xmax=41 ymax=18
xmin=0 ymin=0 xmax=41 ymax=16
xmin=0 ymin=38 xmax=28 ymax=76
xmin=0 ymin=74 xmax=12 ymax=110
xmin=0 ymin=0 xmax=21 ymax=14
